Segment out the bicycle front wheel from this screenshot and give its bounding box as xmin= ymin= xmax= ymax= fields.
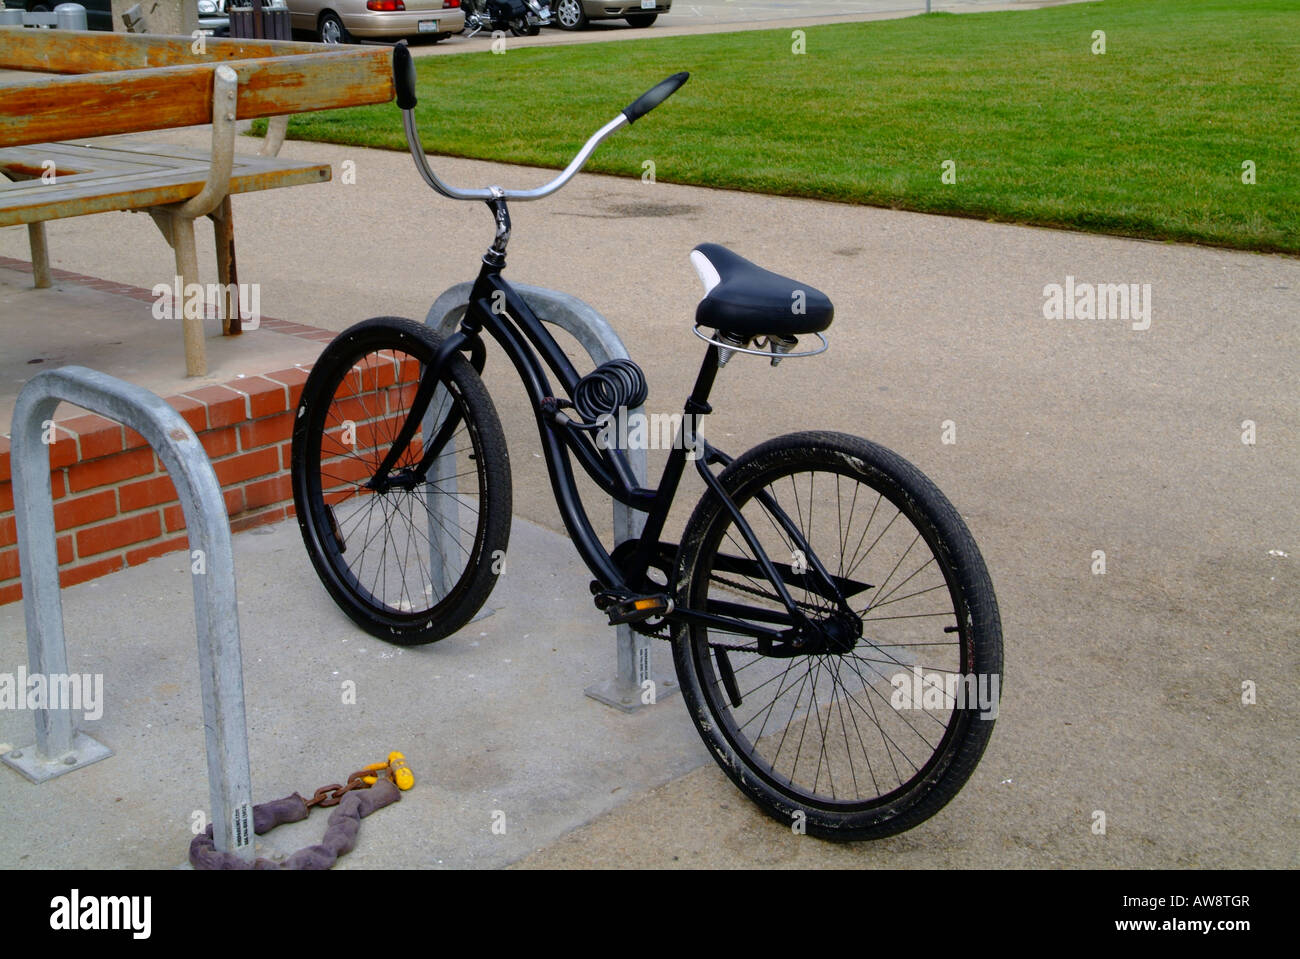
xmin=292 ymin=317 xmax=512 ymax=645
xmin=673 ymin=431 xmax=1002 ymax=840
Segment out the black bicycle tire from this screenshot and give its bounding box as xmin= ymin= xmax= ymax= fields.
xmin=672 ymin=430 xmax=1002 ymax=840
xmin=291 ymin=316 xmax=512 ymax=645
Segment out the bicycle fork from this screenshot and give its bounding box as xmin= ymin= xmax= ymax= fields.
xmin=365 ymin=329 xmax=485 ymax=493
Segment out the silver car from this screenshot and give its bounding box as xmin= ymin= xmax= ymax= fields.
xmin=550 ymin=0 xmax=669 ymax=30
xmin=197 ymin=0 xmax=230 ymax=35
xmin=285 ymin=0 xmax=465 ymax=44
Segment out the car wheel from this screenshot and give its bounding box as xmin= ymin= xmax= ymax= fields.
xmin=553 ymin=0 xmax=587 ymax=30
xmin=625 ymin=13 xmax=656 ymax=27
xmin=318 ymin=11 xmax=350 ymax=44
xmin=26 ymin=2 xmax=51 ymax=28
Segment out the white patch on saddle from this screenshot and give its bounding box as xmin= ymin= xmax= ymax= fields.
xmin=690 ymin=249 xmax=721 ymax=295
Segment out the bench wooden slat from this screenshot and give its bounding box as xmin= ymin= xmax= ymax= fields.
xmin=0 ymin=139 xmax=300 ymax=174
xmin=0 ymin=159 xmax=306 ymax=199
xmin=76 ymin=140 xmax=308 ymax=168
xmin=0 ymin=139 xmax=322 ymax=181
xmin=0 ymin=141 xmax=329 ymax=227
xmin=0 ymin=28 xmax=330 ymax=73
xmin=0 ymin=48 xmax=393 ymax=148
xmin=0 ymin=141 xmax=204 ymax=179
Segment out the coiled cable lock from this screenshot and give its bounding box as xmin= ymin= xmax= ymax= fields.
xmin=571 ymin=358 xmax=648 ymax=424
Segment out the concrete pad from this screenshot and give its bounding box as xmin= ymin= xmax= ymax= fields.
xmin=1 ymin=8 xmax=1296 ymax=864
xmin=0 ymin=516 xmax=706 ymax=869
xmin=0 ymin=265 xmax=324 ymax=428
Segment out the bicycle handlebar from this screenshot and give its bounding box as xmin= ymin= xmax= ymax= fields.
xmin=394 ymin=40 xmax=418 ymax=110
xmin=392 ymin=43 xmax=688 ymax=202
xmin=622 ymin=72 xmax=689 ymax=125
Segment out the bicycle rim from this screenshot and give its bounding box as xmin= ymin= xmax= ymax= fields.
xmin=296 ymin=331 xmax=495 ymax=630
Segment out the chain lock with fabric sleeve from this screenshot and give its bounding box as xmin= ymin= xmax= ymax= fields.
xmin=189 ymin=751 xmax=414 ymax=869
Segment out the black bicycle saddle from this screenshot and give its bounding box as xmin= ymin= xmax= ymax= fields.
xmin=691 ymin=243 xmax=834 ymax=339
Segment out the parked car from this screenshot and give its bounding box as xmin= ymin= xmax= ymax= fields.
xmin=3 ymin=0 xmax=111 ymax=30
xmin=197 ymin=0 xmax=231 ymax=35
xmin=283 ymin=0 xmax=464 ymax=43
xmin=3 ymin=0 xmax=229 ymax=32
xmin=549 ymin=0 xmax=668 ymax=31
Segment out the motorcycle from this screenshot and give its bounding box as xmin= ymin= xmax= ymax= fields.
xmin=461 ymin=0 xmax=552 ymax=37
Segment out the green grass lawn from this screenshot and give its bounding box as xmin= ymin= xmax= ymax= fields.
xmin=271 ymin=0 xmax=1300 ymax=254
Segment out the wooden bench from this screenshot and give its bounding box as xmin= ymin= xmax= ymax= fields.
xmin=0 ymin=29 xmax=394 ymax=376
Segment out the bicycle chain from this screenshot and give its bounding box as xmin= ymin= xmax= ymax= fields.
xmin=709 ymin=574 xmax=830 ymax=615
xmin=650 ymin=575 xmax=835 ymax=652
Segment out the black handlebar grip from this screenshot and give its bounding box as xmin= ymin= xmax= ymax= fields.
xmin=393 ymin=41 xmax=418 ymax=111
xmin=622 ymin=71 xmax=689 ymax=125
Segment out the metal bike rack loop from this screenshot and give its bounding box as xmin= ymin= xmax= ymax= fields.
xmin=3 ymin=367 xmax=254 ymax=859
xmin=427 ymin=282 xmax=678 ymax=712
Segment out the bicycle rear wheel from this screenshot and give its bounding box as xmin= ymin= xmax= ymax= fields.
xmin=673 ymin=431 xmax=1002 ymax=840
xmin=292 ymin=317 xmax=512 ymax=645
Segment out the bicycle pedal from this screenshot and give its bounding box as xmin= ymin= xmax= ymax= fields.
xmin=602 ymin=593 xmax=673 ymax=626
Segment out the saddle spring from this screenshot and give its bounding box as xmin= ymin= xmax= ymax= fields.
xmin=716 ymin=332 xmax=800 ymax=368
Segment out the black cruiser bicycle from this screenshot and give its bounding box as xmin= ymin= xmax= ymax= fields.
xmin=291 ymin=46 xmax=1003 ymax=840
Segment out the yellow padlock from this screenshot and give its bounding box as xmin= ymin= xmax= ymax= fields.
xmin=388 ymin=751 xmax=414 ymax=791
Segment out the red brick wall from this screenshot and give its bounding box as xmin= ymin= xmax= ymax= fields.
xmin=0 ymin=366 xmax=311 ymax=606
xmin=0 ymin=350 xmax=425 ymax=606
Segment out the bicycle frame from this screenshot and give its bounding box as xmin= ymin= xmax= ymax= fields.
xmin=307 ymin=55 xmax=1005 ymax=839
xmin=372 ymin=200 xmax=862 ymax=651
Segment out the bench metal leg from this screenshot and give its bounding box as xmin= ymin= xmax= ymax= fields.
xmin=170 ymin=211 xmax=207 ymax=378
xmin=209 ymin=196 xmax=241 ymax=335
xmin=28 ymin=221 xmax=51 ymax=289
xmin=259 ymin=116 xmax=289 ymax=158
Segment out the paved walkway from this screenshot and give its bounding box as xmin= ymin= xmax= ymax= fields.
xmin=0 ymin=3 xmax=1296 ymax=868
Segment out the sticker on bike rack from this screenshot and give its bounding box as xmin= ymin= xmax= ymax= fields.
xmin=637 ymin=645 xmax=650 ymax=687
xmin=231 ymin=801 xmax=253 ymax=849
